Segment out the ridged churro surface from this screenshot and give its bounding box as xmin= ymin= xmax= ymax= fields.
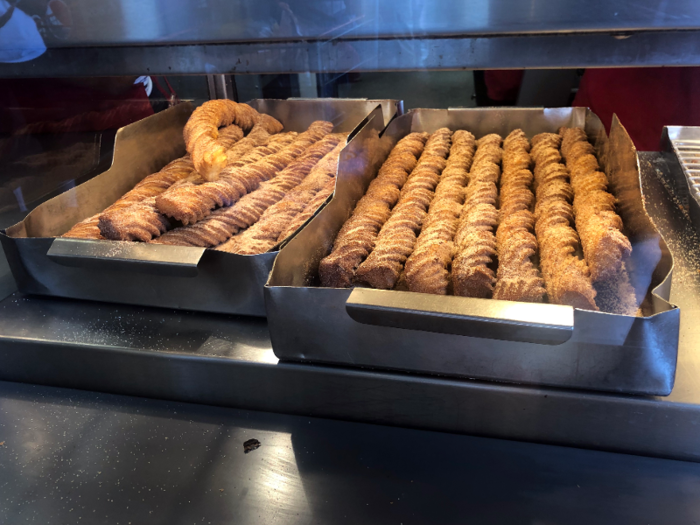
xmin=152 ymin=134 xmax=344 ymax=247
xmin=452 ymin=133 xmax=502 ymax=298
xmin=559 ymin=127 xmax=632 ymax=282
xmin=404 ymin=130 xmax=476 ymax=295
xmin=492 ymin=129 xmax=546 ymax=303
xmin=531 ymin=132 xmax=598 ymax=310
xmin=319 ymin=132 xmax=429 ymax=288
xmin=183 ymin=100 xmax=283 ymax=181
xmin=354 ymin=128 xmax=453 ymax=290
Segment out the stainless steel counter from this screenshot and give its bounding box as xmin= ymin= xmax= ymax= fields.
xmin=0 ymin=152 xmax=699 ymax=461
xmin=1 ymin=379 xmax=700 ymax=524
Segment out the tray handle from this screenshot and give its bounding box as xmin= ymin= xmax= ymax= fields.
xmin=47 ymin=238 xmax=205 ymax=277
xmin=346 ymin=288 xmax=574 ymax=346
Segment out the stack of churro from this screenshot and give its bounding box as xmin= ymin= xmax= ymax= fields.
xmin=216 ymin=139 xmax=347 ymax=254
xmin=452 ymin=133 xmax=502 ymax=298
xmin=319 ymin=133 xmax=429 ymax=288
xmin=183 ymin=99 xmax=282 ymax=181
xmin=154 ymin=123 xmax=330 ymax=227
xmin=61 ymin=99 xmax=637 ymax=311
xmin=354 ymin=128 xmax=452 ymax=290
xmin=321 ymin=125 xmax=634 ymax=312
xmin=531 ymin=132 xmax=598 ymax=310
xmin=152 ymin=134 xmax=343 ymax=248
xmin=63 ymin=154 xmax=197 ymax=240
xmin=403 ymin=130 xmax=476 ymax=295
xmin=492 ymin=130 xmax=545 ymax=302
xmin=63 ymin=99 xmax=347 ymax=253
xmin=559 ymin=127 xmax=632 ymax=281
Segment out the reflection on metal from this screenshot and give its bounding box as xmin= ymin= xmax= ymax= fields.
xmin=266 ymin=107 xmax=679 ymax=396
xmin=2 ymin=31 xmax=700 ymax=77
xmin=0 ymin=99 xmax=397 ymax=316
xmin=346 ymin=288 xmax=574 ymax=345
xmin=2 ymin=0 xmax=699 ymax=76
xmin=207 ymin=75 xmax=238 ymax=101
xmin=48 ymin=238 xmax=206 ymax=277
xmin=4 ymin=0 xmax=700 ymax=46
xmin=297 ymin=73 xmax=318 ymax=99
xmin=244 ymin=430 xmax=310 ymax=515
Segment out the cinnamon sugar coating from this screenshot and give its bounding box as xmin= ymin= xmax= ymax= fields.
xmin=559 ymin=127 xmax=632 ymax=282
xmin=532 ymin=132 xmax=598 ymax=310
xmin=404 ymin=130 xmax=476 ymax=295
xmin=318 ymin=132 xmax=429 ymax=288
xmin=99 ymin=197 xmax=170 ymax=242
xmin=151 ymin=134 xmax=344 ymax=247
xmin=64 ymin=155 xmax=195 ymax=240
xmin=156 ymin=123 xmax=331 ymax=225
xmin=276 ymin=174 xmax=336 ymax=243
xmin=492 ymin=129 xmax=545 ymax=302
xmin=217 ymin=140 xmax=345 ymax=254
xmin=98 ymin=133 xmax=299 ymax=242
xmin=62 ymin=213 xmax=104 ymax=240
xmin=452 ymin=134 xmax=503 ymax=298
xmin=183 ymin=100 xmax=283 ymax=181
xmin=354 ymin=128 xmax=452 ymax=290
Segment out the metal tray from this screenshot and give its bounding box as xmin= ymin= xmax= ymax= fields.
xmin=0 ymin=98 xmax=399 ymax=317
xmin=265 ymin=107 xmax=680 ymax=395
xmin=660 ymin=126 xmax=700 ymax=233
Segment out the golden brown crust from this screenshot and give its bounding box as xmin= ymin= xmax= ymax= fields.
xmin=593 ymin=263 xmax=639 ymax=315
xmin=120 ymin=156 xmax=196 ymax=203
xmin=318 ymin=132 xmax=429 ymax=288
xmin=404 ymin=130 xmax=476 ymax=295
xmin=354 ymin=128 xmax=452 ymax=290
xmin=156 ymin=123 xmax=331 ymax=226
xmin=99 ymin=197 xmax=170 ymax=242
xmin=532 ymin=132 xmax=598 ymax=310
xmin=276 ymin=175 xmax=336 ymax=243
xmin=220 ymin=119 xmax=277 ymax=164
xmin=183 ymin=100 xmax=283 ymax=181
xmin=452 ymin=134 xmax=503 ymax=298
xmin=559 ymin=127 xmax=632 ymax=282
xmin=215 ymin=124 xmax=245 ymax=152
xmin=97 ymin=135 xmax=299 ymax=242
xmin=71 ymin=125 xmax=253 ymax=242
xmin=64 ymin=155 xmax=195 ymax=240
xmin=151 ymin=134 xmax=344 ymax=247
xmin=217 ymin=140 xmax=345 ymax=254
xmin=492 ymin=129 xmax=546 ymax=303
xmin=62 ymin=213 xmax=104 ymax=240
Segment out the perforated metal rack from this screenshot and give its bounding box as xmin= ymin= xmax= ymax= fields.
xmin=667 ymin=128 xmax=700 ymax=198
xmin=661 ymin=126 xmax=700 ymax=235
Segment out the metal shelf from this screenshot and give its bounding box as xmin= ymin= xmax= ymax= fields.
xmin=2 ymin=0 xmax=700 ymax=76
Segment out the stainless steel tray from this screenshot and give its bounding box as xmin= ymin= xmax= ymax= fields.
xmin=0 ymin=98 xmax=398 ymax=316
xmin=661 ymin=126 xmax=700 ymax=234
xmin=265 ymin=107 xmax=680 ymax=395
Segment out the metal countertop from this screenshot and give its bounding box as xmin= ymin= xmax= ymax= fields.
xmin=1 ymin=379 xmax=700 ymax=525
xmin=0 ymin=152 xmax=698 ymax=461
